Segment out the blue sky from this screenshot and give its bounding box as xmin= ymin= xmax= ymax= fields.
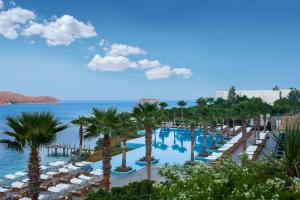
xmin=0 ymin=0 xmax=299 ymax=100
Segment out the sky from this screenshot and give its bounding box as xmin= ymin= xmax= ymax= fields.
xmin=0 ymin=0 xmax=300 ymax=100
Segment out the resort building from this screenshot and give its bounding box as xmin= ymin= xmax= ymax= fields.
xmin=215 ymin=89 xmax=291 ymax=105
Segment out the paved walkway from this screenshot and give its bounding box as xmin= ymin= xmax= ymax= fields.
xmin=110 ymin=167 xmax=164 ymax=188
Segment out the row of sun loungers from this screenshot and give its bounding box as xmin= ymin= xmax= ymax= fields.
xmin=246 ymin=131 xmax=269 ymax=160
xmin=0 ymin=160 xmax=101 ymax=199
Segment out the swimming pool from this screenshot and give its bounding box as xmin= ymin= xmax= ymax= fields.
xmin=91 ymin=128 xmax=223 ymax=171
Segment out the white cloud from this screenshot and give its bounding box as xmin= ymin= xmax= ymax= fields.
xmin=172 ymin=68 xmax=193 ymax=78
xmin=0 ymin=7 xmax=36 ymax=39
xmin=87 ymin=54 xmax=137 ymax=72
xmin=108 ymin=43 xmax=146 ymax=56
xmin=22 ymin=15 xmax=97 ymax=46
xmin=137 ymin=59 xmax=162 ymax=69
xmin=0 ymin=0 xmax=4 ymax=9
xmin=145 ymin=66 xmax=173 ymax=80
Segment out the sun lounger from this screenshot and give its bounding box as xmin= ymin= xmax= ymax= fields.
xmin=58 ymin=168 xmax=70 ymax=173
xmin=22 ymin=178 xmax=29 ymax=183
xmin=70 ymin=178 xmax=84 ymax=185
xmin=5 ymin=174 xmax=18 ymax=180
xmin=40 ymin=174 xmax=50 ymax=180
xmin=0 ymin=187 xmax=8 ymax=193
xmin=90 ymin=169 xmax=103 ymax=176
xmin=14 ymin=171 xmax=27 ymax=176
xmin=78 ymin=175 xmax=92 ymax=181
xmin=11 ymin=181 xmax=26 ymax=189
xmin=19 ymin=194 xmax=48 ymax=200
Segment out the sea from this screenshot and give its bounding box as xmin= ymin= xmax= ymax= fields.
xmin=0 ymin=100 xmax=194 ymax=178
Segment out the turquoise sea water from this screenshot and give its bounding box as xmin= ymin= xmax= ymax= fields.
xmin=0 ymin=100 xmax=195 ymax=178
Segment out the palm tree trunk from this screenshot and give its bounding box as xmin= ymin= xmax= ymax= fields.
xmin=181 ymin=108 xmax=183 ymax=121
xmin=199 ymin=123 xmax=208 ymax=157
xmin=102 ymin=134 xmax=111 ymax=191
xmin=28 ymin=148 xmax=40 ymax=200
xmin=145 ymin=126 xmax=152 ymax=180
xmin=253 ymin=116 xmax=258 ymax=145
xmin=79 ymin=124 xmax=83 ymax=155
xmin=190 ymin=124 xmax=195 ymax=162
xmin=121 ymin=139 xmax=127 ymax=169
xmin=263 ymin=114 xmax=267 ymax=132
xmin=242 ymin=119 xmax=247 ymax=152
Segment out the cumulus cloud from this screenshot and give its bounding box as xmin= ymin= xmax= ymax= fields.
xmin=108 ymin=43 xmax=146 ymax=56
xmin=137 ymin=59 xmax=162 ymax=69
xmin=87 ymin=54 xmax=137 ymax=72
xmin=22 ymin=15 xmax=97 ymax=46
xmin=145 ymin=66 xmax=173 ymax=80
xmin=0 ymin=7 xmax=36 ymax=39
xmin=172 ymin=68 xmax=193 ymax=78
xmin=87 ymin=42 xmax=193 ymax=80
xmin=0 ymin=0 xmax=3 ymax=9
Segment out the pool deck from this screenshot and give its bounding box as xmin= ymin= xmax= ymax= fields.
xmin=110 ymin=166 xmax=164 ymax=188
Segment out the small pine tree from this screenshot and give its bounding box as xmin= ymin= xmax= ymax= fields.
xmin=228 ymin=86 xmax=236 ymax=103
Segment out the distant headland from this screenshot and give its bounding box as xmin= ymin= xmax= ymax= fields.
xmin=0 ymin=91 xmax=59 ymax=105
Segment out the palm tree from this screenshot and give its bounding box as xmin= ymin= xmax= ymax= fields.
xmin=177 ymin=100 xmax=187 ymax=121
xmin=196 ymin=98 xmax=210 ymax=157
xmin=0 ymin=112 xmax=67 ymax=200
xmin=133 ymin=102 xmax=159 ymax=180
xmin=159 ymin=102 xmax=168 ymax=110
xmin=85 ymin=108 xmax=120 ymax=191
xmin=233 ymin=100 xmax=253 ymax=152
xmin=71 ymin=115 xmax=88 ymax=155
xmin=117 ymin=112 xmax=137 ymax=171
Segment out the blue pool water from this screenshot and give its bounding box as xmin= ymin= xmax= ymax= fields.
xmin=0 ymin=100 xmax=195 ymax=178
xmin=91 ymin=128 xmax=222 ymax=171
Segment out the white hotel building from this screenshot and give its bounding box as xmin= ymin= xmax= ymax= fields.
xmin=216 ymin=89 xmax=291 ymax=105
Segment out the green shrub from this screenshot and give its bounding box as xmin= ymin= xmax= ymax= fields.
xmin=85 ymin=180 xmax=158 ymax=200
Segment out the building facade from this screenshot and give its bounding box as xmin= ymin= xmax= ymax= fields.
xmin=216 ymin=89 xmax=290 ymax=105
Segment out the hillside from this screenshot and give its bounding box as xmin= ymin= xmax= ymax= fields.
xmin=0 ymin=91 xmax=59 ymax=105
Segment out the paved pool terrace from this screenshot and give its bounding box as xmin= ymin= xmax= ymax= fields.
xmin=91 ymin=128 xmax=223 ymax=171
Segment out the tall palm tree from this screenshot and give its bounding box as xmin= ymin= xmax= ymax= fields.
xmin=71 ymin=115 xmax=88 ymax=155
xmin=133 ymin=102 xmax=159 ymax=180
xmin=117 ymin=112 xmax=137 ymax=171
xmin=233 ymin=100 xmax=253 ymax=152
xmin=196 ymin=98 xmax=210 ymax=157
xmin=85 ymin=108 xmax=120 ymax=191
xmin=177 ymin=100 xmax=187 ymax=121
xmin=0 ymin=112 xmax=67 ymax=200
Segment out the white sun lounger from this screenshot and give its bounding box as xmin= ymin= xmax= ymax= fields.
xmin=90 ymin=169 xmax=103 ymax=176
xmin=70 ymin=178 xmax=83 ymax=185
xmin=0 ymin=187 xmax=9 ymax=193
xmin=20 ymin=195 xmax=48 ymax=200
xmin=40 ymin=174 xmax=50 ymax=180
xmin=78 ymin=175 xmax=93 ymax=180
xmin=14 ymin=171 xmax=27 ymax=176
xmin=5 ymin=174 xmax=18 ymax=180
xmin=58 ymin=168 xmax=70 ymax=173
xmin=11 ymin=181 xmax=26 ymax=189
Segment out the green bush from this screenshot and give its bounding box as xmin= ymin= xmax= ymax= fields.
xmin=157 ymin=159 xmax=300 ymax=200
xmin=85 ymin=180 xmax=158 ymax=200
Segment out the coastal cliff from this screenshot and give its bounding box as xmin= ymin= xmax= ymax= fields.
xmin=0 ymin=91 xmax=59 ymax=105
